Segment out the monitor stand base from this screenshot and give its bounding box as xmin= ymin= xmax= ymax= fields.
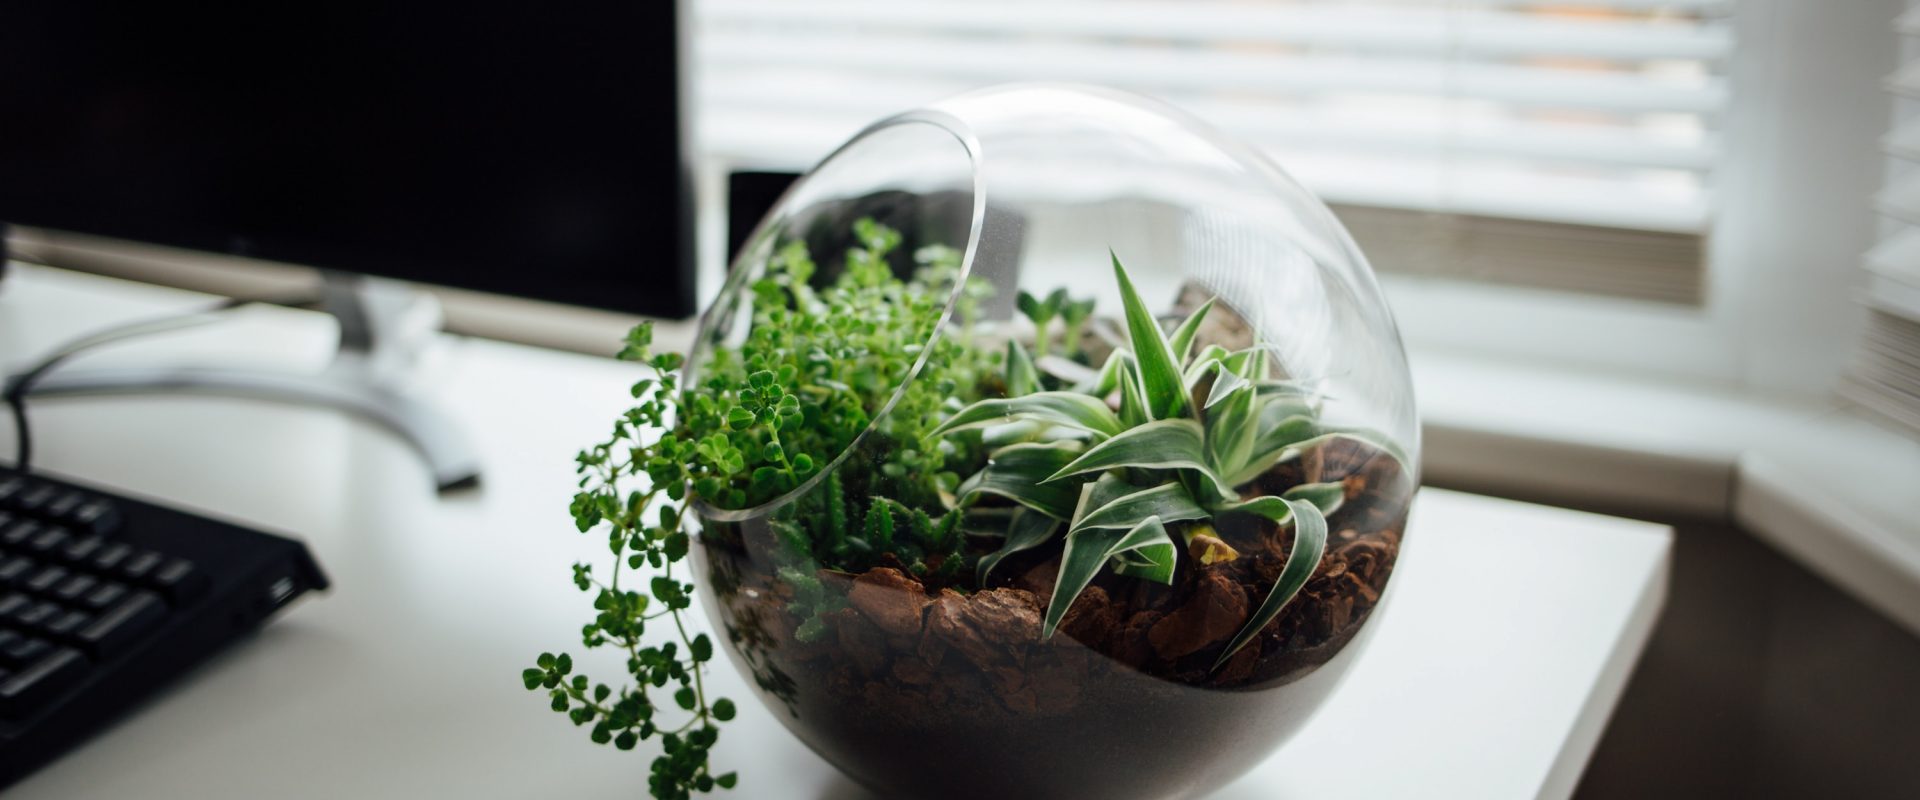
xmin=20 ymin=272 xmax=481 ymax=492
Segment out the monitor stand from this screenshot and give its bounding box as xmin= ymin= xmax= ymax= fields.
xmin=20 ymin=272 xmax=481 ymax=492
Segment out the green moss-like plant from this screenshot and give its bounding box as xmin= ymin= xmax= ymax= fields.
xmin=525 ymin=220 xmax=994 ymax=798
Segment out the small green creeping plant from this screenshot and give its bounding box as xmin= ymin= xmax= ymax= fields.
xmin=526 ymin=220 xmax=994 ymax=800
xmin=936 ymin=254 xmax=1407 ymax=668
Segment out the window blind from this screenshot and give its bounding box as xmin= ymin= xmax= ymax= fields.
xmin=695 ymin=0 xmax=1730 ymax=303
xmin=1844 ymin=0 xmax=1920 ymax=434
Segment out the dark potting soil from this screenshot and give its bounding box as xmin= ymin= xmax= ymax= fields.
xmin=696 ymin=437 xmax=1411 ymax=799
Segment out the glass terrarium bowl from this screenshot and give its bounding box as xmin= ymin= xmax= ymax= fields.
xmin=686 ymin=84 xmax=1418 ymax=800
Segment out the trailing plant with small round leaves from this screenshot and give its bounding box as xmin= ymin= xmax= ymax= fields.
xmin=526 ymin=219 xmax=995 ymax=798
xmin=523 ymin=320 xmax=737 ymax=800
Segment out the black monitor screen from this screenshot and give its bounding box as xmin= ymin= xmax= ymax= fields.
xmin=0 ymin=1 xmax=692 ymax=317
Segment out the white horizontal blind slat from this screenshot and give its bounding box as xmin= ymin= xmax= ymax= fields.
xmin=700 ymin=33 xmax=1726 ymax=114
xmin=1899 ymin=6 xmax=1920 ymax=35
xmin=702 ymin=74 xmax=1717 ymax=169
xmin=701 ymin=1 xmax=1731 ymax=61
xmin=1876 ymin=174 xmax=1920 ymax=225
xmin=1843 ymin=1 xmax=1920 ymax=434
xmin=1867 ymin=227 xmax=1920 ymax=285
xmin=1885 ymin=121 xmax=1920 ymax=161
xmin=695 ymin=0 xmax=1724 ymax=299
xmin=702 ymin=108 xmax=1707 ymax=232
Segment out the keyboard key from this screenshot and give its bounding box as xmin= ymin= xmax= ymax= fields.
xmin=1 ymin=520 xmax=40 ymax=548
xmin=121 ymin=551 xmax=163 ymax=583
xmin=0 ymin=630 xmax=21 ymax=660
xmin=0 ymin=593 xmax=29 ymax=619
xmin=0 ymin=647 xmax=87 ymax=717
xmin=76 ymin=591 xmax=165 ymax=658
xmin=25 ymin=527 xmax=70 ymax=556
xmin=44 ymin=610 xmax=90 ymax=642
xmin=68 ymin=499 xmax=122 ymax=536
xmin=82 ymin=582 xmax=128 ymax=611
xmin=0 ymin=634 xmax=53 ymax=669
xmin=59 ymin=535 xmax=104 ymax=564
xmin=13 ymin=484 xmax=56 ymax=515
xmin=150 ymin=559 xmax=208 ymax=605
xmin=91 ymin=542 xmax=131 ymax=572
xmin=52 ymin=574 xmax=98 ymax=604
xmin=24 ymin=566 xmax=68 ymax=595
xmin=0 ymin=557 xmax=34 ymax=588
xmin=15 ymin=601 xmax=60 ymax=631
xmin=42 ymin=491 xmax=84 ymax=521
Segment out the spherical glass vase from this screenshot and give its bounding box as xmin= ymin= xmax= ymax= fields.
xmin=686 ymin=84 xmax=1418 ymax=800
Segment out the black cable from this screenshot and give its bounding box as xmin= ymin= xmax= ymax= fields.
xmin=5 ymin=290 xmax=322 ymax=474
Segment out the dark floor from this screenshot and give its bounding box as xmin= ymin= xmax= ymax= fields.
xmin=1573 ymin=517 xmax=1920 ymax=799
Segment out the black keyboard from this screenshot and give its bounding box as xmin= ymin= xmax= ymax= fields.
xmin=0 ymin=467 xmax=328 ymax=789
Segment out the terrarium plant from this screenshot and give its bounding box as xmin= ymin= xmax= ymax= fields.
xmin=524 ymin=219 xmax=999 ymax=798
xmin=525 ymin=216 xmax=1412 ymax=799
xmin=939 ymin=254 xmax=1407 ymax=669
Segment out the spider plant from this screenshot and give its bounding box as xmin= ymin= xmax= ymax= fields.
xmin=933 ymin=254 xmax=1408 ymax=668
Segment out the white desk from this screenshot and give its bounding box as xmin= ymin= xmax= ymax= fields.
xmin=0 ymin=266 xmax=1671 ymax=799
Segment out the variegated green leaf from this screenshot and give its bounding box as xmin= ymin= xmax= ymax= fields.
xmin=1282 ymin=481 xmax=1347 ymax=516
xmin=1180 ymin=468 xmax=1238 ymax=510
xmin=1044 ymin=498 xmax=1177 ymax=637
xmin=1206 ymin=371 xmax=1260 ymax=482
xmin=1236 ymin=343 xmax=1272 ymax=381
xmin=1107 ymin=518 xmax=1178 ymax=585
xmin=1112 ymin=252 xmax=1187 ymax=420
xmin=1184 ymin=344 xmax=1231 ymax=388
xmin=1006 ymin=338 xmax=1040 ymax=397
xmin=1168 ymin=297 xmax=1217 ymax=364
xmin=1045 ymin=420 xmax=1234 ymax=501
xmin=932 ymin=392 xmax=1124 ymax=441
xmin=957 ymin=442 xmax=1085 ymax=519
xmin=1038 ymin=477 xmax=1129 ymax=636
xmin=1209 ymin=483 xmax=1340 ymax=522
xmin=1256 ymin=412 xmax=1318 ymax=450
xmin=976 ymin=507 xmax=1061 ymax=584
xmin=981 ymin=419 xmax=1046 ymax=448
xmin=1258 ymin=393 xmax=1317 ymax=425
xmin=1037 ymin=353 xmax=1098 ymax=387
xmin=1293 ymin=427 xmax=1415 ymax=473
xmin=1090 ymin=349 xmax=1133 ymax=397
xmin=1071 ymin=481 xmax=1209 ymax=534
xmin=1227 ymin=414 xmax=1414 ymax=487
xmin=1253 ymin=379 xmax=1318 ymax=398
xmin=1072 ymin=473 xmax=1135 ymax=526
xmin=1224 ymin=414 xmax=1320 ymax=486
xmin=1044 ymin=414 xmax=1251 ymax=502
xmin=1215 ymin=497 xmax=1328 ymax=669
xmin=1117 ymin=357 xmax=1151 ymax=428
xmin=1044 ymin=528 xmax=1123 ymax=638
xmin=1203 ymin=362 xmax=1253 ymax=410
xmin=1212 ymin=494 xmax=1292 ymax=523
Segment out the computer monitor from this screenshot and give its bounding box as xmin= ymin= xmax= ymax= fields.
xmin=0 ymin=0 xmax=694 ymax=318
xmin=0 ymin=1 xmax=694 ymax=490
